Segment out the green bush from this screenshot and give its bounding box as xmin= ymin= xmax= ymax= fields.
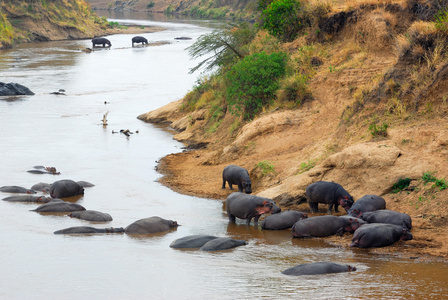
xmin=391 ymin=178 xmax=411 ymax=193
xmin=147 ymin=2 xmax=155 ymax=9
xmin=368 ymin=122 xmax=388 ymax=137
xmin=256 ymin=160 xmax=276 ymax=176
xmin=422 ymin=171 xmax=448 ymax=190
xmin=435 ymin=8 xmax=448 ymax=33
xmin=226 ymin=51 xmax=288 ymax=120
xmin=261 ymin=0 xmax=305 ymax=42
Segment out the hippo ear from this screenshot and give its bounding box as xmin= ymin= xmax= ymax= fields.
xmin=262 ymin=200 xmax=268 ymax=206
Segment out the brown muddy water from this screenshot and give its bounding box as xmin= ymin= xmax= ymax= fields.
xmin=1 ymin=14 xmax=448 ymax=300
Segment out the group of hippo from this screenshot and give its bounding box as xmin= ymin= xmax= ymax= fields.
xmin=1 ymin=166 xmax=245 ymax=252
xmin=2 ymin=163 xmax=414 ymax=276
xmin=218 ymin=164 xmax=414 ymax=275
xmin=91 ymin=36 xmax=148 ymax=48
xmin=222 ymin=165 xmax=413 ymax=249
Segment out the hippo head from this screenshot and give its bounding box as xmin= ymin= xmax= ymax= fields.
xmin=348 ymin=208 xmax=361 ymax=218
xmin=344 ymin=218 xmax=362 ymax=233
xmin=106 ymin=227 xmax=125 ymax=233
xmin=339 ymin=196 xmax=354 ymax=211
xmin=347 ymin=265 xmax=357 ymax=272
xmin=242 ymin=179 xmax=252 ymax=194
xmin=257 ymin=200 xmax=281 ymax=215
xmin=401 ymin=225 xmax=413 ymax=241
xmin=169 ymin=221 xmax=180 ymax=228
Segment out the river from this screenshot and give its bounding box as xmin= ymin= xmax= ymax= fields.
xmin=0 ymin=13 xmax=447 ymax=300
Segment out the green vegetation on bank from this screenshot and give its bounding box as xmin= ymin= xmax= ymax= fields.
xmin=182 ymin=0 xmax=448 ymax=139
xmin=0 ymin=0 xmax=108 ymax=48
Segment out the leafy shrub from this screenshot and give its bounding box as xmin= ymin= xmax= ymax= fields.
xmin=147 ymin=2 xmax=155 ymax=9
xmin=261 ymin=0 xmax=305 ymax=42
xmin=226 ymin=51 xmax=287 ymax=120
xmin=392 ymin=178 xmax=411 ymax=193
xmin=368 ymin=122 xmax=388 ymax=137
xmin=277 ymin=74 xmax=311 ymax=105
xmin=422 ymin=171 xmax=448 ymax=190
xmin=298 ymin=159 xmax=316 ymax=174
xmin=435 ymin=8 xmax=448 ymax=33
xmin=256 ymin=161 xmax=276 ymax=176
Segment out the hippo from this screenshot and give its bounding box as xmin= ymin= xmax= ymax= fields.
xmin=132 ymin=36 xmax=148 ymax=46
xmin=360 ymin=209 xmax=412 ymax=230
xmin=222 ymin=165 xmax=252 ymax=194
xmin=0 ymin=82 xmax=34 ymax=96
xmin=54 ymin=226 xmax=124 ymax=234
xmin=69 ymin=210 xmax=113 ymax=222
xmin=291 ymin=215 xmax=362 ymax=238
xmin=350 ymin=223 xmax=413 ymax=248
xmin=76 ymin=181 xmax=95 ymax=188
xmin=282 ymin=262 xmax=357 ymax=276
xmin=226 ymin=192 xmax=281 ymax=226
xmin=92 ymin=37 xmax=111 ymax=47
xmin=0 ymin=186 xmax=36 ymax=194
xmin=31 ymin=182 xmax=52 ymax=193
xmin=347 ymin=195 xmax=386 ymax=218
xmin=199 ymin=237 xmax=247 ymax=251
xmin=27 ymin=166 xmax=60 ymax=175
xmin=170 ymin=235 xmax=219 ymax=249
xmin=32 ymin=202 xmax=86 ymax=213
xmin=261 ymin=211 xmax=308 ymax=230
xmin=2 ymin=195 xmax=51 ymax=203
xmin=125 ymin=216 xmax=179 ymax=234
xmin=306 ymin=181 xmax=354 ymax=214
xmin=49 ymin=179 xmax=84 ymax=198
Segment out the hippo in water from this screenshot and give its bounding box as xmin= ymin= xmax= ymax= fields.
xmin=306 ymin=181 xmax=354 ymax=214
xmin=170 ymin=235 xmax=219 ymax=249
xmin=30 ymin=182 xmax=52 ymax=193
xmin=261 ymin=211 xmax=308 ymax=230
xmin=0 ymin=186 xmax=36 ymax=194
xmin=199 ymin=237 xmax=247 ymax=251
xmin=125 ymin=216 xmax=179 ymax=234
xmin=2 ymin=195 xmax=51 ymax=203
xmin=222 ymin=165 xmax=252 ymax=194
xmin=69 ymin=210 xmax=113 ymax=222
xmin=347 ymin=194 xmax=386 ymax=218
xmin=350 ymin=223 xmax=413 ymax=248
xmin=92 ymin=37 xmax=111 ymax=47
xmin=291 ymin=215 xmax=362 ymax=238
xmin=226 ymin=192 xmax=281 ymax=226
xmin=282 ymin=262 xmax=357 ymax=276
xmin=49 ymin=179 xmax=84 ymax=198
xmin=32 ymin=202 xmax=86 ymax=213
xmin=54 ymin=226 xmax=124 ymax=234
xmin=132 ymin=36 xmax=148 ymax=46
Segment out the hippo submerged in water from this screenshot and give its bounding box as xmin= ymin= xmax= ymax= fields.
xmin=222 ymin=165 xmax=252 ymax=194
xmin=50 ymin=179 xmax=84 ymax=199
xmin=125 ymin=216 xmax=179 ymax=234
xmin=306 ymin=181 xmax=354 ymax=214
xmin=226 ymin=192 xmax=281 ymax=226
xmin=54 ymin=226 xmax=124 ymax=235
xmin=282 ymin=262 xmax=357 ymax=276
xmin=169 ymin=235 xmax=246 ymax=251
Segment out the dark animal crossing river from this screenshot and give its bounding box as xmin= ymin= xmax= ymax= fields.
xmin=0 ymin=12 xmax=448 ymax=300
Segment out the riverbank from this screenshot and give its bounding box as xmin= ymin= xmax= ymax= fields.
xmin=141 ymin=100 xmax=448 ymax=263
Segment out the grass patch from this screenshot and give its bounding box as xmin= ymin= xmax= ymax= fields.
xmin=297 ymin=159 xmax=316 ymax=174
xmin=391 ymin=178 xmax=411 ymax=193
xmin=256 ymin=160 xmax=276 ymax=176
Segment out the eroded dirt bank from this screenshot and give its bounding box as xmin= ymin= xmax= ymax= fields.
xmin=138 ymin=5 xmax=448 ymax=261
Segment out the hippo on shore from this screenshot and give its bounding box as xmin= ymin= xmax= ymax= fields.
xmin=291 ymin=215 xmax=362 ymax=238
xmin=350 ymin=223 xmax=413 ymax=248
xmin=222 ymin=165 xmax=252 ymax=194
xmin=261 ymin=211 xmax=308 ymax=230
xmin=306 ymin=181 xmax=354 ymax=214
